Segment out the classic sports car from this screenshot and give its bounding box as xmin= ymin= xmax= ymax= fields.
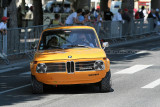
xmin=30 ymin=26 xmax=111 ymax=94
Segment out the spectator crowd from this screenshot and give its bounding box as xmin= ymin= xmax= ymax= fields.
xmin=49 ymin=6 xmax=160 ymax=29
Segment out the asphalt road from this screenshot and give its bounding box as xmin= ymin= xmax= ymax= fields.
xmin=0 ymin=39 xmax=160 ymax=107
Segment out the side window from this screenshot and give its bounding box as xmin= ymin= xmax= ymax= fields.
xmin=46 ymin=35 xmax=58 ymax=44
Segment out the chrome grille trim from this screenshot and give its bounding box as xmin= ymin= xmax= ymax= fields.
xmin=75 ymin=61 xmax=96 ymax=71
xmin=46 ymin=63 xmax=66 ymax=73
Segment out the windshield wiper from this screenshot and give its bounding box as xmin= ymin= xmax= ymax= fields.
xmin=68 ymin=45 xmax=92 ymax=48
xmin=47 ymin=46 xmax=62 ymax=50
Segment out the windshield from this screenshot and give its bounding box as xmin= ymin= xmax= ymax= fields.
xmin=38 ymin=29 xmax=100 ymax=50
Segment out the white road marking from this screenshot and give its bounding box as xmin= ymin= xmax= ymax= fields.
xmin=150 ymin=47 xmax=160 ymax=51
xmin=124 ymin=51 xmax=147 ymax=58
xmin=20 ymin=71 xmax=31 ymax=75
xmin=114 ymin=65 xmax=153 ymax=74
xmin=0 ymin=84 xmax=31 ymax=95
xmin=0 ymin=67 xmax=22 ymax=74
xmin=142 ymin=79 xmax=160 ymax=89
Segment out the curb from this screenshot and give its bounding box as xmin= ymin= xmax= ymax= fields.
xmin=0 ymin=60 xmax=30 ymax=70
xmin=109 ymin=35 xmax=160 ymax=48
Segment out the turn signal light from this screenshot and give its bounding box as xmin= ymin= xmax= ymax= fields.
xmin=33 ymin=61 xmax=37 ymax=64
xmin=103 ymin=58 xmax=107 ymax=60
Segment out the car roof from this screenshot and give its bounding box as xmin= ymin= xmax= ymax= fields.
xmin=43 ymin=26 xmax=95 ymax=32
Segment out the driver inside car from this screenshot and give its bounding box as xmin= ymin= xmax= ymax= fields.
xmin=47 ymin=36 xmax=59 ymax=48
xmin=75 ymin=33 xmax=94 ymax=47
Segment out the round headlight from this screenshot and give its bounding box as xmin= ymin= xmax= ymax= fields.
xmin=94 ymin=60 xmax=105 ymax=71
xmin=36 ymin=63 xmax=47 ymax=73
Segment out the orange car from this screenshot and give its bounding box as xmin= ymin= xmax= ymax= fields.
xmin=30 ymin=26 xmax=111 ymax=94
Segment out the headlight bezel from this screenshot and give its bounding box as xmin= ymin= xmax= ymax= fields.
xmin=36 ymin=63 xmax=47 ymax=73
xmin=94 ymin=60 xmax=105 ymax=71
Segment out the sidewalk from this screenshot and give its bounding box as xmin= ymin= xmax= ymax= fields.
xmin=109 ymin=33 xmax=160 ymax=48
xmin=0 ymin=54 xmax=31 ymax=70
xmin=0 ymin=33 xmax=160 ymax=69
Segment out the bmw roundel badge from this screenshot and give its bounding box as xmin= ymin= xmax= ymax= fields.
xmin=68 ymin=56 xmax=72 ymax=58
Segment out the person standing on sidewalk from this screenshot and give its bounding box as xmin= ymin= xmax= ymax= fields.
xmin=148 ymin=9 xmax=157 ymax=29
xmin=135 ymin=11 xmax=140 ymax=19
xmin=112 ymin=9 xmax=123 ymax=22
xmin=103 ymin=8 xmax=113 ymax=31
xmin=112 ymin=9 xmax=124 ymax=38
xmin=122 ymin=8 xmax=131 ymax=36
xmin=78 ymin=12 xmax=85 ymax=23
xmin=139 ymin=6 xmax=145 ymax=20
xmin=65 ymin=9 xmax=84 ymax=25
xmin=96 ymin=13 xmax=103 ymax=35
xmin=155 ymin=8 xmax=160 ymax=22
xmin=50 ymin=14 xmax=64 ymax=26
xmin=104 ymin=8 xmax=113 ymax=21
xmin=0 ymin=17 xmax=8 ymax=34
xmin=0 ymin=17 xmax=9 ymax=55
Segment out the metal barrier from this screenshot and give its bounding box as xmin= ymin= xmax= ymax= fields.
xmin=0 ymin=33 xmax=9 ymax=64
xmin=6 ymin=25 xmax=49 ymax=60
xmin=0 ymin=18 xmax=159 ymax=64
xmin=97 ymin=18 xmax=159 ymax=40
xmin=131 ymin=19 xmax=153 ymax=36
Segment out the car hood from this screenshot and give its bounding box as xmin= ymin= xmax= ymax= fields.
xmin=34 ymin=48 xmax=106 ymax=61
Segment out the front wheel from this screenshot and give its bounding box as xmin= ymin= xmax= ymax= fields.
xmin=99 ymin=70 xmax=112 ymax=92
xmin=31 ymin=75 xmax=44 ymax=94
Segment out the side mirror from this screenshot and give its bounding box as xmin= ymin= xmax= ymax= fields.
xmin=103 ymin=42 xmax=109 ymax=49
xmin=31 ymin=43 xmax=37 ymax=50
xmin=31 ymin=40 xmax=39 ymax=50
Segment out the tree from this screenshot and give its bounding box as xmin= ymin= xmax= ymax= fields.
xmin=100 ymin=0 xmax=109 ymax=12
xmin=0 ymin=7 xmax=3 ymax=19
xmin=7 ymin=0 xmax=19 ymax=54
xmin=151 ymin=0 xmax=160 ymax=9
xmin=69 ymin=0 xmax=90 ymax=11
xmin=121 ymin=0 xmax=134 ymax=17
xmin=62 ymin=0 xmax=65 ymax=7
xmin=33 ymin=0 xmax=43 ymax=25
xmin=76 ymin=0 xmax=90 ymax=9
xmin=7 ymin=0 xmax=18 ymax=28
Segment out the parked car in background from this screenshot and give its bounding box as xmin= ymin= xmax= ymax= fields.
xmin=43 ymin=0 xmax=71 ymax=13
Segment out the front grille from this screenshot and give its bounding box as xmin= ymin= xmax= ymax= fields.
xmin=45 ymin=61 xmax=98 ymax=73
xmin=46 ymin=63 xmax=66 ymax=73
xmin=75 ymin=61 xmax=95 ymax=71
xmin=71 ymin=61 xmax=74 ymax=73
xmin=67 ymin=61 xmax=74 ymax=73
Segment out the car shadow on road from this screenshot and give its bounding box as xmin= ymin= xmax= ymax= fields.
xmin=0 ymin=84 xmax=114 ymax=106
xmin=0 ymin=85 xmax=46 ymax=106
xmin=44 ymin=84 xmax=114 ymax=94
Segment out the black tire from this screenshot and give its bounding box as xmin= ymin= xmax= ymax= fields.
xmin=99 ymin=70 xmax=112 ymax=92
xmin=31 ymin=75 xmax=44 ymax=94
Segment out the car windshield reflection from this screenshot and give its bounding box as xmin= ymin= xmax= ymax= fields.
xmin=38 ymin=29 xmax=100 ymax=50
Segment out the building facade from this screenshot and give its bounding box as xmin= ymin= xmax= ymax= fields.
xmin=90 ymin=0 xmax=151 ymax=11
xmin=90 ymin=0 xmax=100 ymax=10
xmin=134 ymin=0 xmax=151 ymax=11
